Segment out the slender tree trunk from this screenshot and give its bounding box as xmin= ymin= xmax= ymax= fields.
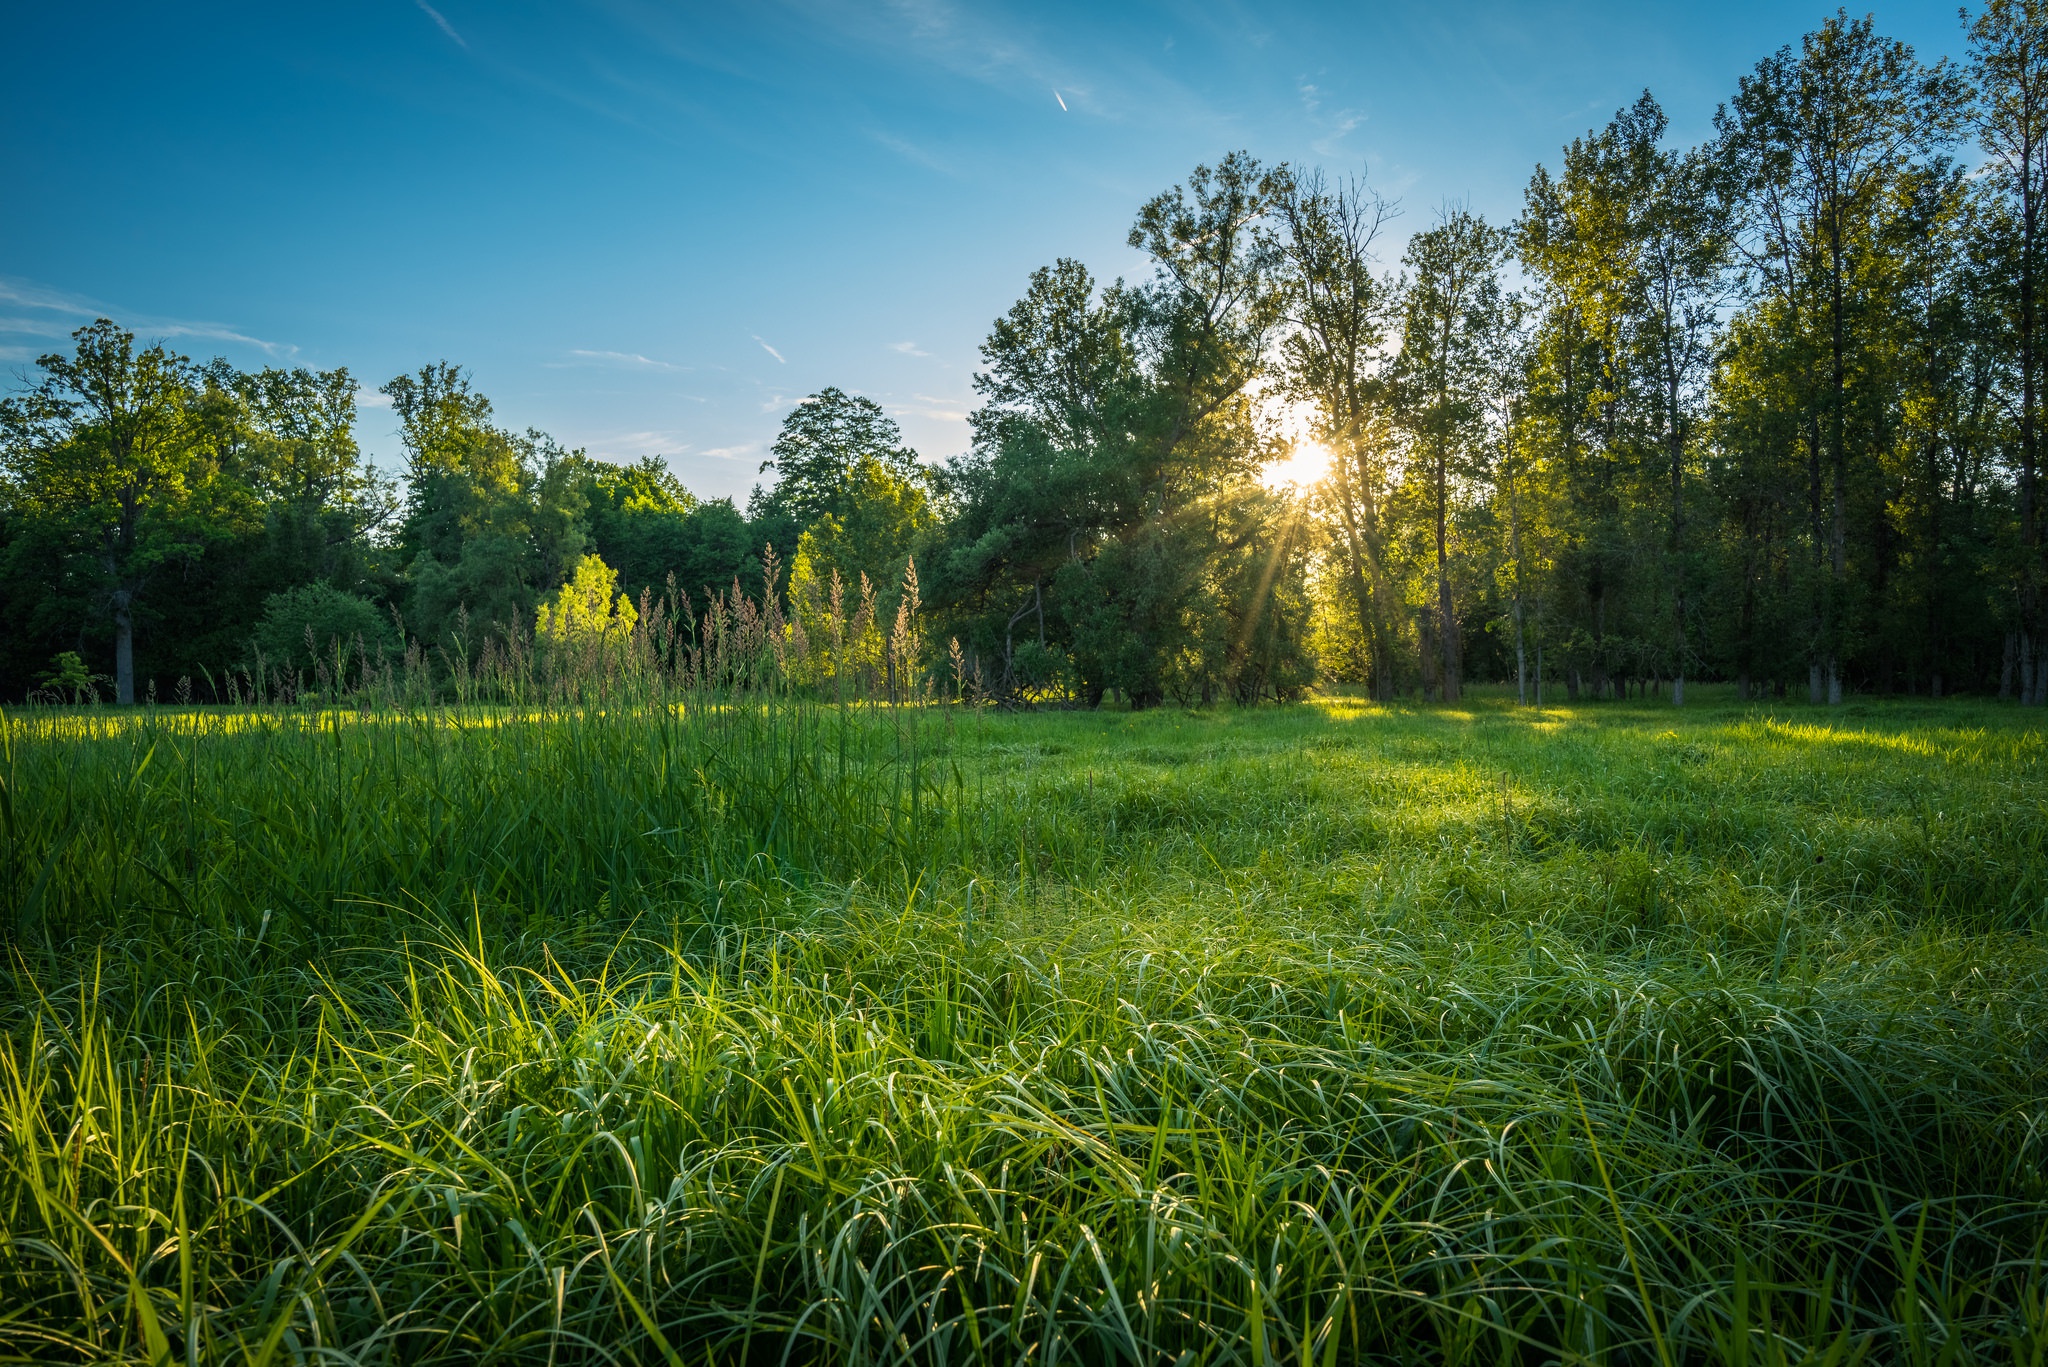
xmin=1829 ymin=210 xmax=1849 ymax=707
xmin=1669 ymin=395 xmax=1686 ymax=708
xmin=1508 ymin=455 xmax=1526 ymax=706
xmin=113 ymin=589 xmax=136 ymax=705
xmin=1515 ymin=603 xmax=1526 ymax=706
xmin=1435 ymin=442 xmax=1458 ymax=702
xmin=2022 ymin=119 xmax=2041 ymax=704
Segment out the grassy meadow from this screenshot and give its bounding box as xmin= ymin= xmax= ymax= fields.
xmin=2 ymin=688 xmax=2045 ymax=1364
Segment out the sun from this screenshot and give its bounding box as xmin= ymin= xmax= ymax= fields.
xmin=1260 ymin=439 xmax=1333 ymax=492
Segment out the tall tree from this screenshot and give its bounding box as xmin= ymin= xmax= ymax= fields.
xmin=1524 ymin=93 xmax=1728 ymax=704
xmin=753 ymin=389 xmax=925 ymax=533
xmin=0 ymin=321 xmax=249 ymax=703
xmin=1394 ymin=208 xmax=1511 ymax=702
xmin=1716 ymin=14 xmax=1965 ymax=702
xmin=934 ymin=260 xmax=1143 ymax=694
xmin=383 ymin=363 xmax=585 ymax=647
xmin=1275 ymin=171 xmax=1405 ymax=699
xmin=221 ymin=363 xmax=392 ymax=589
xmin=1968 ymin=0 xmax=2048 ymax=701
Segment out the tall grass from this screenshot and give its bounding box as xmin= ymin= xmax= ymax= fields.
xmin=2 ymin=686 xmax=2045 ymax=1363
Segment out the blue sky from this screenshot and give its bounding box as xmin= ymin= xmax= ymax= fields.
xmin=2 ymin=1 xmax=1967 ymax=501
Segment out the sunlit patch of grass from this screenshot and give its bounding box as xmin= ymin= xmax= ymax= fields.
xmin=1 ymin=686 xmax=2045 ymax=1363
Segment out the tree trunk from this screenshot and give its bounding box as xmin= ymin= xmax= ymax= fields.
xmin=1515 ymin=604 xmax=1526 ymax=706
xmin=1669 ymin=358 xmax=1686 ymax=707
xmin=2021 ymin=113 xmax=2041 ymax=707
xmin=113 ymin=590 xmax=136 ymax=705
xmin=1435 ymin=445 xmax=1459 ymax=702
xmin=1843 ymin=211 xmax=1859 ymax=717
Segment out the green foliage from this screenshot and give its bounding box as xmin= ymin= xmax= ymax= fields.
xmin=250 ymin=583 xmax=395 ymax=676
xmin=0 ymin=320 xmax=258 ymax=703
xmin=934 ymin=155 xmax=1310 ymax=707
xmin=2 ymin=693 xmax=2044 ymax=1361
xmin=753 ymin=386 xmax=926 ymax=530
xmin=32 ymin=650 xmax=99 ymax=703
xmin=382 ymin=364 xmax=590 ymax=650
xmin=788 ymin=452 xmax=936 ymax=626
xmin=535 ymin=552 xmax=639 ymax=642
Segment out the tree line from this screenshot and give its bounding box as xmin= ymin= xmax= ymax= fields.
xmin=6 ymin=5 xmax=2048 ymax=708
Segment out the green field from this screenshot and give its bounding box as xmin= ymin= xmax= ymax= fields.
xmin=2 ymin=691 xmax=2045 ymax=1364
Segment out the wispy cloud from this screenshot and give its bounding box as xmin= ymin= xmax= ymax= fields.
xmin=869 ymin=130 xmax=955 ymax=176
xmin=753 ymin=336 xmax=785 ymax=364
xmin=416 ymin=0 xmax=467 ymax=49
xmin=555 ymin=348 xmax=687 ymax=372
xmin=888 ymin=340 xmax=930 ymax=358
xmin=0 ymin=276 xmax=296 ymax=356
xmin=588 ymin=429 xmax=692 ymax=459
xmin=887 ymin=393 xmax=971 ymax=424
xmin=781 ymin=0 xmax=1215 ymax=130
xmin=0 ymin=314 xmax=81 ymax=340
xmin=1299 ymin=79 xmax=1366 ymax=159
xmin=0 ymin=279 xmax=90 ymax=313
xmin=353 ymin=387 xmax=393 ymax=409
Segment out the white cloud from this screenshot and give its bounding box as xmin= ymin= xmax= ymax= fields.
xmin=353 ymin=386 xmax=393 ymax=408
xmin=588 ymin=429 xmax=692 ymax=459
xmin=1300 ymin=78 xmax=1367 ymax=159
xmin=0 ymin=315 xmax=78 ymax=339
xmin=869 ymin=130 xmax=955 ymax=176
xmin=0 ymin=279 xmax=88 ymax=313
xmin=889 ymin=393 xmax=971 ymax=423
xmin=888 ymin=340 xmax=931 ymax=357
xmin=753 ymin=336 xmax=786 ymax=364
xmin=557 ymin=348 xmax=688 ymax=371
xmin=0 ymin=275 xmax=296 ymax=356
xmin=416 ymin=0 xmax=467 ymax=48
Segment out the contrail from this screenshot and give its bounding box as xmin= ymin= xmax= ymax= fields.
xmin=1054 ymin=90 xmax=1068 ymax=112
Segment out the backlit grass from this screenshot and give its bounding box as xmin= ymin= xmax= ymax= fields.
xmin=2 ymin=689 xmax=2044 ymax=1363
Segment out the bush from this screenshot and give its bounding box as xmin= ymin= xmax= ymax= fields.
xmin=251 ymin=583 xmax=394 ymax=677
